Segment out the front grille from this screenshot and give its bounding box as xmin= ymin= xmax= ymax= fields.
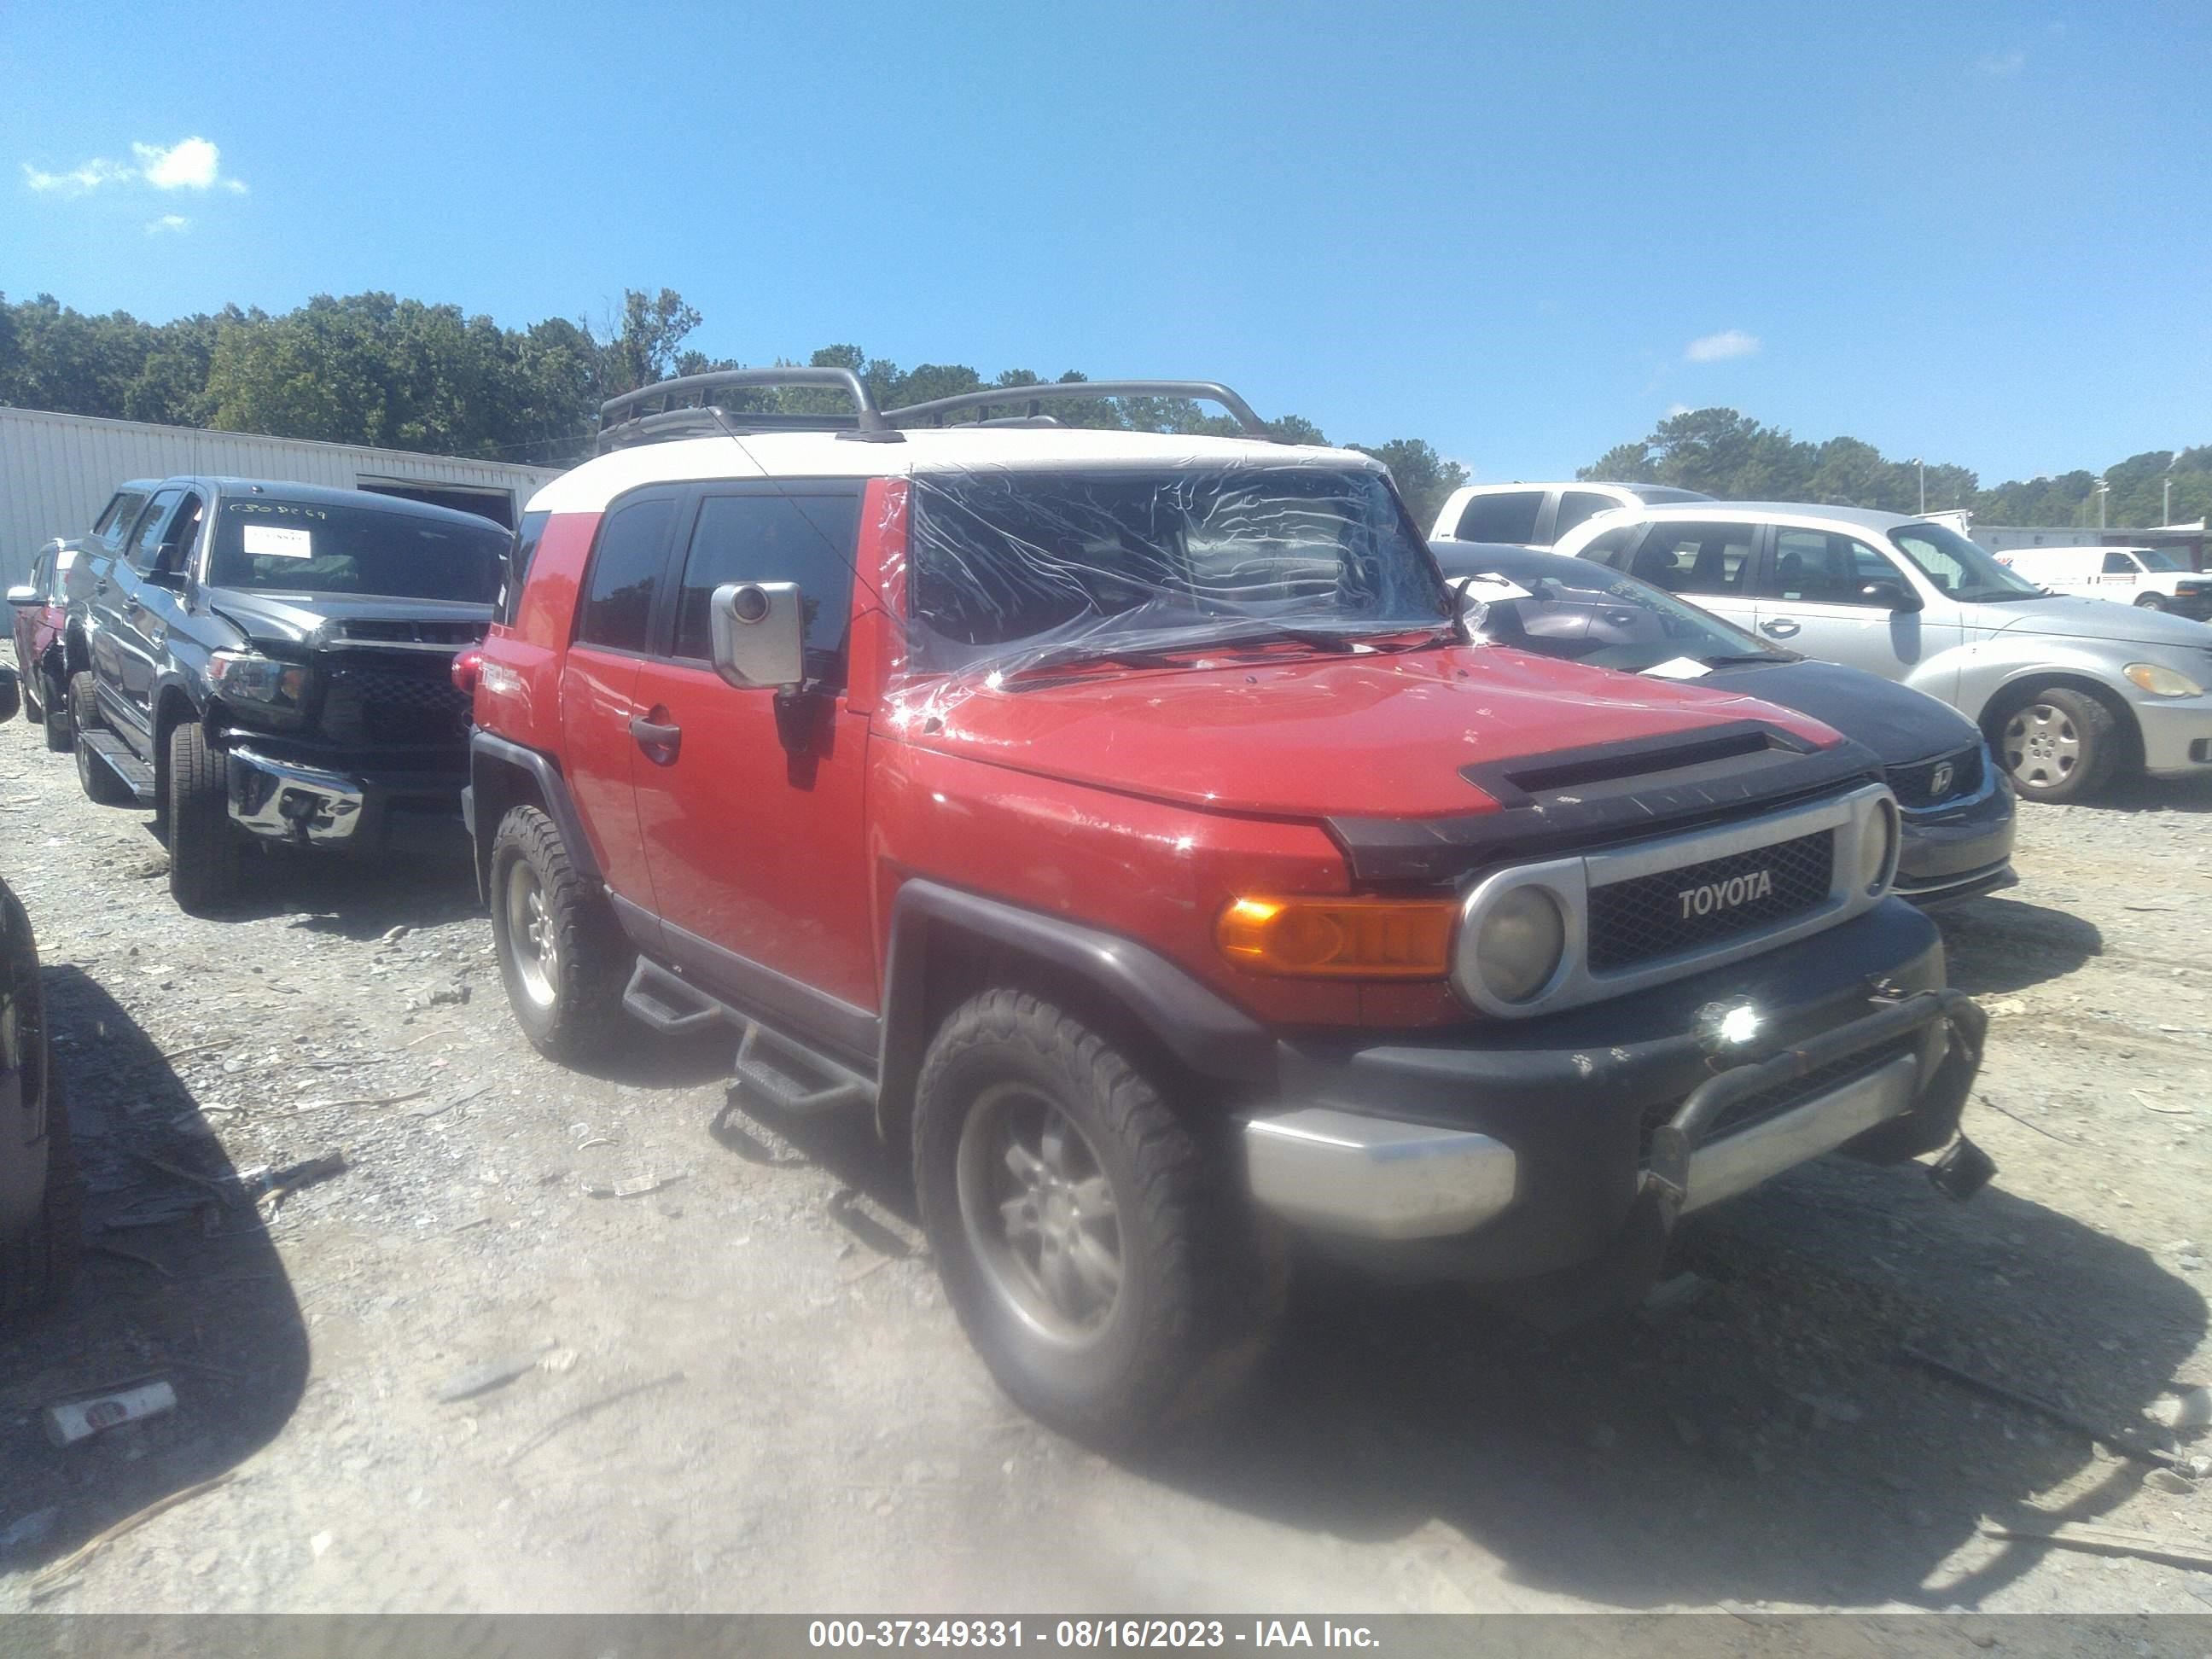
xmin=317 ymin=663 xmax=472 ymax=749
xmin=1587 ymin=830 xmax=1833 ymax=973
xmin=1639 ymin=1039 xmax=1918 ymax=1156
xmin=1888 ymin=744 xmax=1982 ymax=810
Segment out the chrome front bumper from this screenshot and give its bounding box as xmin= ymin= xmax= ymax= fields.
xmin=227 ymin=748 xmax=366 ymax=844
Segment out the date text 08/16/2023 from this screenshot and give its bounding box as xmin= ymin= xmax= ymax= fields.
xmin=806 ymin=1621 xmax=1382 ymax=1649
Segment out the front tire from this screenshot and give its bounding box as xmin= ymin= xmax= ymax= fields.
xmin=1993 ymin=685 xmax=2119 ymax=803
xmin=166 ymin=721 xmax=240 ymax=915
xmin=69 ymin=672 xmax=133 ymax=806
xmin=488 ymin=806 xmax=629 ymax=1060
xmin=913 ymin=988 xmax=1282 ymax=1443
xmin=2135 ymin=593 xmax=2167 ymax=613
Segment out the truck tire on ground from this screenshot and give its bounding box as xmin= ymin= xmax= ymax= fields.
xmin=0 ymin=1066 xmax=83 ymax=1319
xmin=69 ymin=672 xmax=134 ymax=806
xmin=2134 ymin=593 xmax=2166 ymax=612
xmin=1992 ymin=685 xmax=2120 ymax=804
xmin=166 ymin=720 xmax=240 ymax=915
xmin=489 ymin=806 xmax=629 ymax=1060
xmin=913 ymin=987 xmax=1284 ymax=1444
xmin=41 ymin=670 xmax=72 ymax=752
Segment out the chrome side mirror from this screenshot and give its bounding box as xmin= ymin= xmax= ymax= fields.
xmin=5 ymin=585 xmax=39 ymax=608
xmin=709 ymin=581 xmax=806 ymax=690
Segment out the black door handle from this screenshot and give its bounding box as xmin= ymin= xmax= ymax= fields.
xmin=630 ymin=712 xmax=682 ymax=765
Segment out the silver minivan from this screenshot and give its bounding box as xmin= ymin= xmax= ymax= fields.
xmin=1556 ymin=502 xmax=2212 ymax=802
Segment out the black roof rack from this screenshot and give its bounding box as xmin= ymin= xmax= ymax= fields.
xmin=596 ymin=367 xmax=898 ymax=454
xmin=884 ymin=380 xmax=1275 ymax=439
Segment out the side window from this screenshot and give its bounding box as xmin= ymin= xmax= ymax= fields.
xmin=157 ymin=493 xmax=204 ymax=575
xmin=2102 ymin=551 xmax=2135 ymax=575
xmin=1767 ymin=531 xmax=1897 ymax=604
xmin=672 ymin=492 xmax=863 ymax=683
xmin=125 ymin=489 xmax=184 ymax=570
xmin=1454 ymin=491 xmax=1545 ymax=544
xmin=1578 ymin=526 xmax=1639 ymax=567
xmin=98 ymin=492 xmax=149 ymax=551
xmin=1552 ymin=492 xmax=1617 ymax=543
xmin=577 ymin=496 xmax=678 ymax=652
xmin=1629 ymin=522 xmax=1756 ymax=597
xmin=501 ymin=511 xmax=549 ymax=626
xmin=30 ymin=552 xmax=52 ymax=597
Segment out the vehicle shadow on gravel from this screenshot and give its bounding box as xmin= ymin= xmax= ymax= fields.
xmin=0 ymin=965 xmax=308 ymax=1587
xmin=2071 ymin=773 xmax=2212 ymax=815
xmin=1933 ymin=899 xmax=2103 ymax=998
xmin=1139 ymin=1154 xmax=2204 ymax=1611
xmin=247 ymin=847 xmax=484 ymax=940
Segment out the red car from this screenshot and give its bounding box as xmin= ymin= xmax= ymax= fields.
xmin=465 ymin=370 xmax=1990 ymax=1440
xmin=9 ymin=480 xmax=155 ymax=751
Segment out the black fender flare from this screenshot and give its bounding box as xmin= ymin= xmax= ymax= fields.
xmin=468 ymin=731 xmax=603 ymax=903
xmin=873 ymin=878 xmax=1274 ymax=1150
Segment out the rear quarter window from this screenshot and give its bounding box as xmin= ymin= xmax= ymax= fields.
xmin=1454 ymin=491 xmax=1545 ymax=544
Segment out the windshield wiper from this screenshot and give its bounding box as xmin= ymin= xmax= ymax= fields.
xmin=1699 ymin=650 xmax=1797 ymax=666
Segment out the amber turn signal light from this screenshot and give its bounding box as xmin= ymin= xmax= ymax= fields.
xmin=1216 ymin=895 xmax=1455 ymax=979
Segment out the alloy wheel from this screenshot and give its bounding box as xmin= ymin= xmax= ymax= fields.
xmin=503 ymin=859 xmax=559 ymax=1009
xmin=2002 ymin=701 xmax=2081 ymax=792
xmin=955 ymin=1082 xmax=1125 ymax=1348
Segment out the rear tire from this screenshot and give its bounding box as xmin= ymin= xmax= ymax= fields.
xmin=489 ymin=806 xmax=630 ymax=1061
xmin=69 ymin=672 xmax=133 ymax=806
xmin=41 ymin=670 xmax=72 ymax=752
xmin=166 ymin=721 xmax=240 ymax=916
xmin=0 ymin=1063 xmax=84 ymax=1320
xmin=1991 ymin=685 xmax=2119 ymax=804
xmin=912 ymin=988 xmax=1283 ymax=1444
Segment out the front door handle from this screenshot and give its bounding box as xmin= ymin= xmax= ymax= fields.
xmin=630 ymin=710 xmax=682 ymax=765
xmin=1761 ymin=619 xmax=1801 ymax=638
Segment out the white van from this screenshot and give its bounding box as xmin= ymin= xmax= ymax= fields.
xmin=1995 ymin=545 xmax=2212 ymax=620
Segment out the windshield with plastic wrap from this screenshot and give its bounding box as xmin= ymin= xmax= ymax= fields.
xmin=904 ymin=464 xmax=1451 ymax=679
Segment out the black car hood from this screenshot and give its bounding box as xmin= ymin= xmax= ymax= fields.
xmin=206 ymin=591 xmax=495 ymax=650
xmin=1698 ymin=658 xmax=1979 ymax=767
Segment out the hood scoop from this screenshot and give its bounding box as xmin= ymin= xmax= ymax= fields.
xmin=1329 ymin=720 xmax=1883 ymax=885
xmin=327 ymin=618 xmax=487 ymax=650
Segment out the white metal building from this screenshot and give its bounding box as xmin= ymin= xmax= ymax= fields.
xmin=0 ymin=406 xmax=562 ymax=587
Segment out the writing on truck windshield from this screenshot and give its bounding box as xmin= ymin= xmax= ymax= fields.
xmin=905 ymin=465 xmax=1451 ymax=676
xmin=210 ymin=500 xmax=505 ymax=603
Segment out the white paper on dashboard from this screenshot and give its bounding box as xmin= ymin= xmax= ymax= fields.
xmin=242 ymin=525 xmax=313 ymax=557
xmin=1644 ymin=656 xmax=1712 ymax=680
xmin=1460 ymin=573 xmax=1534 ymax=601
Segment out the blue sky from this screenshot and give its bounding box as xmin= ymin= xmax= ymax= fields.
xmin=3 ymin=1 xmax=2207 ymax=484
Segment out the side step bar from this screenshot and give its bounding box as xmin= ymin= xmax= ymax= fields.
xmin=80 ymin=731 xmax=158 ymax=806
xmin=621 ymin=958 xmax=876 ymax=1115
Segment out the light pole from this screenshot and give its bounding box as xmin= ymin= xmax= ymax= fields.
xmin=1918 ymin=457 xmax=1926 ymax=514
xmin=2094 ymin=480 xmax=2110 ymax=531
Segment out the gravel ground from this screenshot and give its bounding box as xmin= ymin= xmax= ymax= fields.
xmin=0 ymin=686 xmax=2209 ymax=1621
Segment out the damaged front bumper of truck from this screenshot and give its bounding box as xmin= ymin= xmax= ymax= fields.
xmin=1240 ymin=899 xmax=1989 ymax=1321
xmin=226 ymin=744 xmax=468 ymax=857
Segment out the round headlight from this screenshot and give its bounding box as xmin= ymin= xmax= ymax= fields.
xmin=1858 ymin=799 xmax=1899 ymax=895
xmin=1473 ymin=887 xmax=1567 ymax=1004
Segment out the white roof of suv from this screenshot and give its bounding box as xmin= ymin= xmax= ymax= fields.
xmin=1559 ymin=499 xmax=1934 ymax=549
xmin=531 ymin=427 xmax=1377 ymax=515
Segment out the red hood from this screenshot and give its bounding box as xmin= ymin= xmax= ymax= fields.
xmin=880 ymin=644 xmax=1843 ymax=819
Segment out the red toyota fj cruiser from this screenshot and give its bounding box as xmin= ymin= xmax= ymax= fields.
xmin=466 ymin=370 xmax=1990 ymax=1439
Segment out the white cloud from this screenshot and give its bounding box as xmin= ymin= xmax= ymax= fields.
xmin=22 ymin=157 xmax=132 ymax=194
xmin=20 ymin=135 xmax=245 ymax=197
xmin=1683 ymin=329 xmax=1760 ymax=364
xmin=1664 ymin=402 xmax=1691 ymax=418
xmin=145 ymin=213 xmax=190 ymax=235
xmin=1975 ymin=48 xmax=2027 ymax=77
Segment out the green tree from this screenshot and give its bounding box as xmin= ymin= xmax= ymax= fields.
xmin=1352 ymin=438 xmax=1469 ymax=529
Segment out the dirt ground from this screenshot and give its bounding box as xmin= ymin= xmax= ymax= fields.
xmin=1 ymin=684 xmax=2209 ymax=1622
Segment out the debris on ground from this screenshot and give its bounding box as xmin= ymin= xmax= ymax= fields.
xmin=1976 ymin=1516 xmax=2212 ymax=1571
xmin=28 ymin=1473 xmax=237 ymax=1599
xmin=505 ymin=1372 xmax=684 ymax=1466
xmin=1898 ymin=1345 xmax=2180 ymax=1468
xmin=582 ymin=1173 xmax=686 ymax=1200
xmin=44 ymin=1381 xmax=178 ymax=1447
xmin=434 ymin=1347 xmax=554 ymax=1404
